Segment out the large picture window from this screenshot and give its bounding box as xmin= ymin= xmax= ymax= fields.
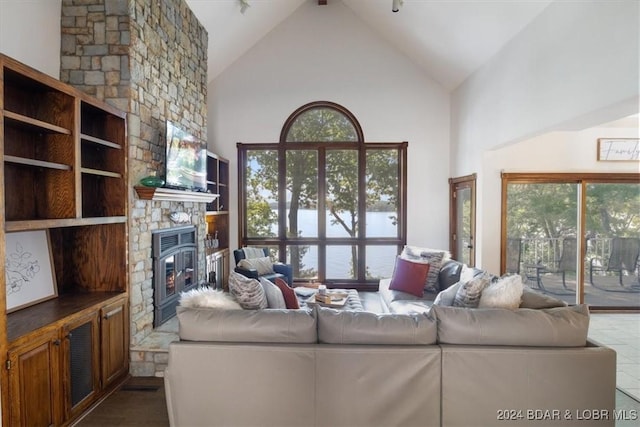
xmin=238 ymin=101 xmax=407 ymax=289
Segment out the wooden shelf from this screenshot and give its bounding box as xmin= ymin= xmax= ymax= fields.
xmin=81 ymin=167 xmax=122 ymax=178
xmin=5 ymin=216 xmax=128 ymax=232
xmin=5 ymin=155 xmax=72 ymax=170
xmin=4 ymin=110 xmax=72 ymax=135
xmin=80 ymin=133 xmax=122 ymax=149
xmin=7 ymin=292 xmax=125 ymax=343
xmin=206 ymin=210 xmax=229 ymax=216
xmin=134 ymin=185 xmax=219 ymax=203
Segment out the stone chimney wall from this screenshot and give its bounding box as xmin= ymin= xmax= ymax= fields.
xmin=59 ymin=0 xmax=208 ymax=367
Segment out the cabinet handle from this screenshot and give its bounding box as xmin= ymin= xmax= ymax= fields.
xmin=104 ymin=306 xmax=123 ymax=319
xmin=53 ymin=339 xmax=61 ymax=346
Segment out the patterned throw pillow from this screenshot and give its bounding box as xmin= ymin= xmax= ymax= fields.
xmin=401 ymin=245 xmax=451 ymax=293
xmin=453 ymin=272 xmax=491 ymax=308
xmin=237 ymin=256 xmax=274 ymax=275
xmin=259 ymin=277 xmax=287 ymax=309
xmin=389 ymin=256 xmax=431 ymax=298
xmin=228 ymin=272 xmax=268 ymax=310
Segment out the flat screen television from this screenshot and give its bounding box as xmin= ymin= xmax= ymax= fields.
xmin=165 ymin=121 xmax=207 ymax=192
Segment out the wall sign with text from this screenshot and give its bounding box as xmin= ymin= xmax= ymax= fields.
xmin=597 ymin=138 xmax=639 ymax=162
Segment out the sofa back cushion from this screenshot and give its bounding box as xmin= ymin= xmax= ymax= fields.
xmin=177 ymin=305 xmax=317 ymax=343
xmin=437 ymin=260 xmax=464 ymax=289
xmin=431 ymin=304 xmax=590 ymax=347
xmin=317 ymin=306 xmax=437 ymax=345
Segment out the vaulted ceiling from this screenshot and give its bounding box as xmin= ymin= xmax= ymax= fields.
xmin=185 ymin=0 xmax=553 ymax=90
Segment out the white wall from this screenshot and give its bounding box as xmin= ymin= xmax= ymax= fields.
xmin=451 ymin=0 xmax=640 ymax=270
xmin=0 ymin=0 xmax=61 ymax=77
xmin=208 ymin=0 xmax=450 ymax=252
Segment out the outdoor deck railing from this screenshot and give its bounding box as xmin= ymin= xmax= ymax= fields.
xmin=514 ymin=237 xmax=638 ymax=276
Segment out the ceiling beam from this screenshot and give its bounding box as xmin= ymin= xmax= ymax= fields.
xmin=318 ymin=1 xmax=327 ymax=5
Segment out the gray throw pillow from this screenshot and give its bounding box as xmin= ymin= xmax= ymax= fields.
xmin=453 ymin=272 xmax=491 ymax=308
xmin=433 ymin=281 xmax=461 ymax=306
xmin=519 ymin=285 xmax=567 ymax=309
xmin=229 ymin=271 xmax=267 ymax=310
xmin=259 ymin=277 xmax=286 ymax=309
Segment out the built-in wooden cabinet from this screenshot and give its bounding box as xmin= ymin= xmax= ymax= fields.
xmin=63 ymin=310 xmax=100 ymax=420
xmin=100 ymin=298 xmax=129 ymax=389
xmin=7 ymin=329 xmax=61 ymax=427
xmin=206 ymin=151 xmax=230 ymax=289
xmin=0 ymin=54 xmax=129 ymax=426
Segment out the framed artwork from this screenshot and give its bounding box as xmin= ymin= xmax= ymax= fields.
xmin=5 ymin=230 xmax=57 ymax=313
xmin=597 ymin=138 xmax=640 ymax=162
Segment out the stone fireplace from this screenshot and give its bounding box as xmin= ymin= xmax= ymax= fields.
xmin=59 ymin=0 xmax=209 ymax=375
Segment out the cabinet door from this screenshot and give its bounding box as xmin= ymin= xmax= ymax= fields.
xmin=101 ymin=298 xmax=128 ymax=388
xmin=63 ymin=311 xmax=100 ymax=420
xmin=8 ymin=330 xmax=61 ymax=427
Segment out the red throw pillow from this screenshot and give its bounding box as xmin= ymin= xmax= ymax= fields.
xmin=274 ymin=277 xmax=300 ymax=309
xmin=389 ymin=256 xmax=431 ymax=297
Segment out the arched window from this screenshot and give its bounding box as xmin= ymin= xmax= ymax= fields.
xmin=282 ymin=101 xmax=362 ymax=142
xmin=238 ymin=101 xmax=407 ymax=289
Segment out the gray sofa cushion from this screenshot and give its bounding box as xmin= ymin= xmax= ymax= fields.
xmin=379 ymin=278 xmax=436 ymax=309
xmin=387 ymin=300 xmax=432 ymax=315
xmin=437 ymin=260 xmax=464 ymax=289
xmin=317 ymin=306 xmax=437 ymax=345
xmin=177 ymin=305 xmax=317 ymax=343
xmin=431 ymin=304 xmax=590 ymax=347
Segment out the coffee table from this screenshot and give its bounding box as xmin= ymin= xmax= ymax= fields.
xmin=295 ymin=287 xmax=363 ymax=311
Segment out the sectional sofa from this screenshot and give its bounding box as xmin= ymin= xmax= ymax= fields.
xmin=164 ymin=260 xmax=617 ymax=427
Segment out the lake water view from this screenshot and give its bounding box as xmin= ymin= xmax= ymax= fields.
xmin=274 ymin=209 xmax=398 ymax=279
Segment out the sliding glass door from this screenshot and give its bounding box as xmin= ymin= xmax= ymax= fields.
xmin=502 ymin=173 xmax=639 ymax=309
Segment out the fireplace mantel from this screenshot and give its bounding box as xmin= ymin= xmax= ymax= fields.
xmin=134 ymin=186 xmax=219 ymax=203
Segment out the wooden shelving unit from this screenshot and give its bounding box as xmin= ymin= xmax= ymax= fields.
xmin=205 ymin=151 xmax=230 ymax=290
xmin=0 ymin=54 xmax=129 ymax=426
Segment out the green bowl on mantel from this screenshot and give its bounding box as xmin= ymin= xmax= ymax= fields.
xmin=139 ymin=175 xmax=165 ymax=187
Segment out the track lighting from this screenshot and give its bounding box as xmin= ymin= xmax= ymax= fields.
xmin=392 ymin=0 xmax=402 ymax=13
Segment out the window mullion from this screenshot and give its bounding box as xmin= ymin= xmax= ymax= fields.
xmin=318 ymin=147 xmax=327 ymax=282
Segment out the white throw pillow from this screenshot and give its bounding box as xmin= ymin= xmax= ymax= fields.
xmin=259 ymin=277 xmax=287 ymax=309
xmin=179 ymin=287 xmax=242 ymax=310
xmin=238 ymin=256 xmax=274 ymax=275
xmin=229 ymin=272 xmax=268 ymax=310
xmin=433 ymin=281 xmax=462 ymax=306
xmin=479 ymin=274 xmax=524 ymax=310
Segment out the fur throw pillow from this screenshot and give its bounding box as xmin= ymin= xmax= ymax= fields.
xmin=229 ymin=272 xmax=268 ymax=310
xmin=479 ymin=274 xmax=524 ymax=310
xmin=179 ymin=287 xmax=242 ymax=310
